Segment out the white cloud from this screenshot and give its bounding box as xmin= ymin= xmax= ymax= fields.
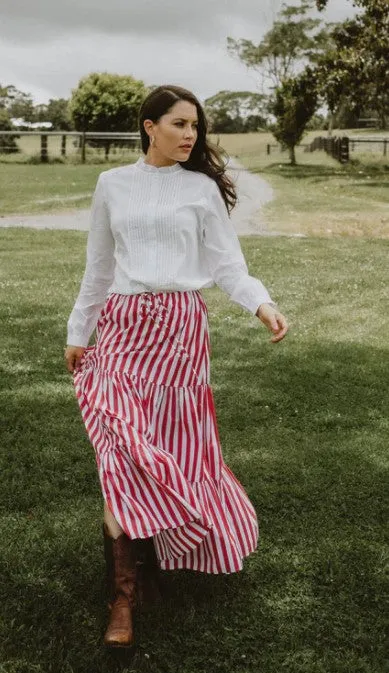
xmin=0 ymin=0 xmax=357 ymax=103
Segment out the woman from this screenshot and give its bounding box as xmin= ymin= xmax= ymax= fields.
xmin=64 ymin=84 xmax=288 ymax=649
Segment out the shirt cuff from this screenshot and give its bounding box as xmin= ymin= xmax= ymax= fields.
xmin=66 ymin=330 xmax=90 ymax=348
xmin=230 ymin=276 xmax=274 ymax=314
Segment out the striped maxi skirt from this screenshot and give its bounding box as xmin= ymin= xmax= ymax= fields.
xmin=73 ymin=290 xmax=259 ymax=574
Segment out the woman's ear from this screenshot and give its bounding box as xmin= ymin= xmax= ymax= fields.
xmin=143 ymin=119 xmax=153 ymax=135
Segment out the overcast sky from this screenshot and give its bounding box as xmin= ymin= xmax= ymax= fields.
xmin=0 ymin=0 xmax=356 ymax=105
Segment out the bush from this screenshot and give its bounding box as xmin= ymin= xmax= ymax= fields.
xmin=0 ymin=109 xmax=20 ymax=154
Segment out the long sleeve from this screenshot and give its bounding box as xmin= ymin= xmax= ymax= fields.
xmin=202 ymin=180 xmax=274 ymax=314
xmin=67 ymin=173 xmax=115 ymax=347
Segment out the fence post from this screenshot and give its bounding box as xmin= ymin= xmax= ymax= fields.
xmin=40 ymin=134 xmax=48 ymax=163
xmin=61 ymin=135 xmax=67 ymax=157
xmin=80 ymin=132 xmax=86 ymax=164
xmin=267 ymin=144 xmax=271 ymax=155
xmin=340 ymin=136 xmax=349 ymax=163
xmin=384 ymin=139 xmax=387 ymax=157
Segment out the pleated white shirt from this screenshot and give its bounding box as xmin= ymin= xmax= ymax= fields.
xmin=67 ymin=156 xmax=274 ymax=347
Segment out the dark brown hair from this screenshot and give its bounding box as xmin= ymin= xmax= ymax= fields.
xmin=138 ymin=84 xmax=237 ymax=214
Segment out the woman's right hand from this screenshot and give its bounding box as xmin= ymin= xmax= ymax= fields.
xmin=64 ymin=345 xmax=86 ymax=373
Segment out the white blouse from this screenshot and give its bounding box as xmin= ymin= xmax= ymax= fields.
xmin=67 ymin=156 xmax=274 ymax=347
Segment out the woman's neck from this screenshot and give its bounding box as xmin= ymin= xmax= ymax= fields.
xmin=144 ymin=149 xmax=177 ymax=168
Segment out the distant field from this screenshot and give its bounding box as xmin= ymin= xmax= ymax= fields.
xmin=2 ymin=128 xmax=387 ymax=165
xmin=211 ymin=131 xmax=389 ymax=163
xmin=0 ymin=133 xmax=139 ymax=164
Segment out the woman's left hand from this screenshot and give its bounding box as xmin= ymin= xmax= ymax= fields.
xmin=256 ymin=303 xmax=289 ymax=343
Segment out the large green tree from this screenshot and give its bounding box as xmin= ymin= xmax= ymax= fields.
xmin=315 ymin=0 xmax=389 ymax=128
xmin=204 ymin=91 xmax=268 ymax=133
xmin=270 ymin=68 xmax=318 ymax=165
xmin=69 ymin=72 xmax=148 ymax=132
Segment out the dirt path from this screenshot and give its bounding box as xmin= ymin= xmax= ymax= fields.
xmin=228 ymin=158 xmax=276 ymax=235
xmin=0 ymin=159 xmax=276 ymax=235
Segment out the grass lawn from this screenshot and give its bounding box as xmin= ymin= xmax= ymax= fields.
xmin=0 ymin=229 xmax=388 ymax=673
xmin=0 ymin=158 xmax=138 ymax=216
xmin=240 ymin=153 xmax=389 ymax=239
xmin=214 ymin=133 xmax=389 ymax=239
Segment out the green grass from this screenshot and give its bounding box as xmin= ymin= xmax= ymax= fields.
xmin=209 ymin=133 xmax=389 ymax=239
xmin=0 ymin=229 xmax=388 ymax=673
xmin=237 ymin=150 xmax=389 ymax=238
xmin=0 ymin=159 xmax=137 ymax=216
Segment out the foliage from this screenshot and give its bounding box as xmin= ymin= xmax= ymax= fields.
xmin=306 ymin=112 xmax=327 ymax=130
xmin=0 ymin=108 xmax=19 ymax=154
xmin=332 ymin=102 xmax=379 ymax=130
xmin=316 ymin=0 xmax=387 ymax=9
xmin=0 ymin=84 xmax=35 ymax=122
xmin=69 ymin=72 xmax=148 ymax=132
xmin=227 ymin=0 xmax=329 ymax=92
xmin=315 ymin=0 xmax=389 ymax=128
xmin=270 ymin=68 xmax=318 ymax=164
xmin=35 ymin=98 xmax=74 ymax=130
xmin=204 ymin=90 xmax=268 ymax=133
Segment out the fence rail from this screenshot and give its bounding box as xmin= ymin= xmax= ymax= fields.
xmin=306 ymin=135 xmax=388 ymax=163
xmin=266 ymin=142 xmax=309 ymax=155
xmin=348 ymin=137 xmax=388 ymax=156
xmin=0 ymin=130 xmax=141 ymax=162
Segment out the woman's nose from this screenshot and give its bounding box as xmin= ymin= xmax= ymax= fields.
xmin=184 ymin=126 xmax=195 ymax=139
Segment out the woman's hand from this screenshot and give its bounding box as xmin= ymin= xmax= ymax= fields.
xmin=256 ymin=303 xmax=288 ymax=343
xmin=64 ymin=345 xmax=86 ymax=373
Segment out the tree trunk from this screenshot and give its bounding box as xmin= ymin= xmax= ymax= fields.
xmin=378 ymin=110 xmax=387 ymax=130
xmin=327 ymin=111 xmax=334 ymax=138
xmin=289 ymin=144 xmax=297 ymax=165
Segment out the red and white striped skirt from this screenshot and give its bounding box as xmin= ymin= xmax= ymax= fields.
xmin=73 ymin=290 xmax=258 ymax=573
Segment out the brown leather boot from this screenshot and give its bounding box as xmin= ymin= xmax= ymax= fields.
xmin=134 ymin=537 xmax=162 ymax=610
xmin=102 ymin=523 xmax=138 ymax=648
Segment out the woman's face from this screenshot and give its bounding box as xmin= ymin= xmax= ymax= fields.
xmin=144 ymin=99 xmax=199 ymax=164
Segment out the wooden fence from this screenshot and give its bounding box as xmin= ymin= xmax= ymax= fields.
xmin=306 ymin=136 xmax=388 ymax=163
xmin=0 ymin=131 xmax=141 ymax=162
xmin=307 ymin=136 xmax=350 ymax=163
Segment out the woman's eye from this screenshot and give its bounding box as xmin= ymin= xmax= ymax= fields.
xmin=174 ymin=122 xmax=198 ymax=129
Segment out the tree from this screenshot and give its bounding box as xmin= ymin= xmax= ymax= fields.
xmin=315 ymin=0 xmax=389 ymax=128
xmin=0 ymin=108 xmax=19 ymax=154
xmin=270 ymin=68 xmax=318 ymax=165
xmin=36 ymin=98 xmax=73 ymax=130
xmin=204 ymin=90 xmax=268 ymax=133
xmin=69 ymin=72 xmax=148 ymax=132
xmin=227 ymin=1 xmax=329 ymax=93
xmin=0 ymin=84 xmax=35 ymax=122
xmin=316 ymin=0 xmax=387 ymax=9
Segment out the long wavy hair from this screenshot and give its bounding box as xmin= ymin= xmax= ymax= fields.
xmin=138 ymin=84 xmax=237 ymax=214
